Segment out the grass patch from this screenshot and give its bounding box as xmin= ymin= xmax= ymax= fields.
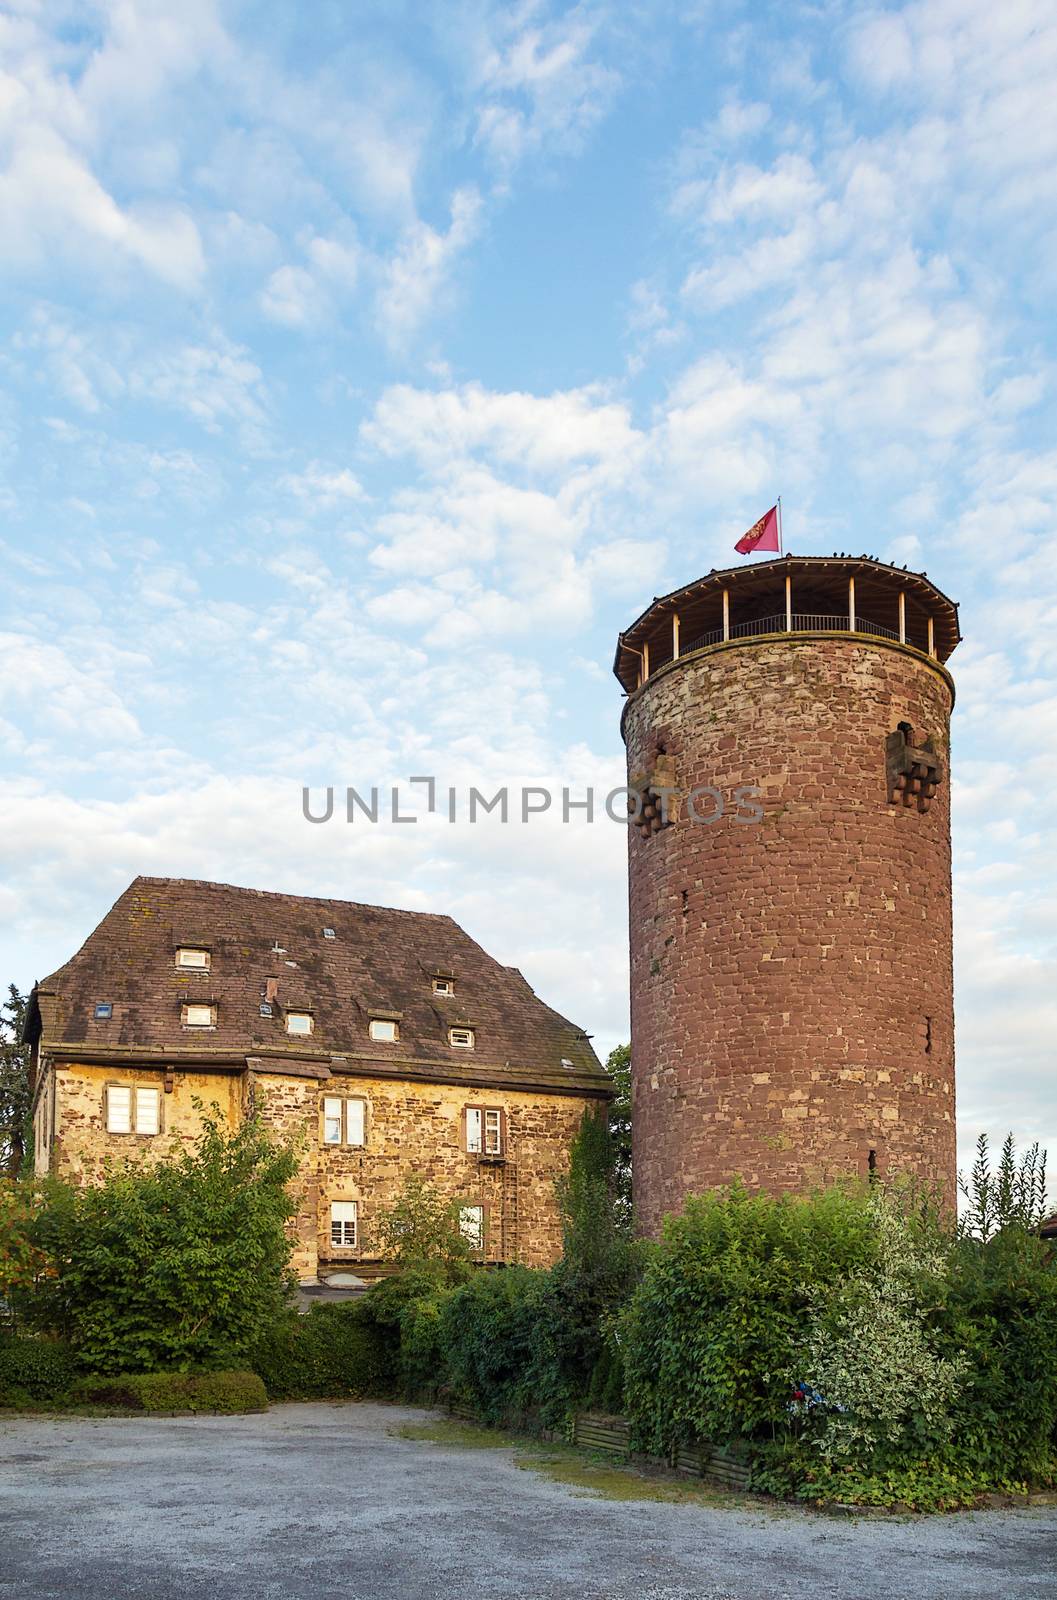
xmin=390 ymin=1417 xmax=775 ymax=1510
xmin=515 ymin=1443 xmax=745 ymax=1506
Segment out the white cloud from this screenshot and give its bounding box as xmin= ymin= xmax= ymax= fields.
xmin=280 ymin=463 xmax=366 ymax=510
xmin=471 ymin=7 xmax=620 ymax=172
xmin=362 ymin=378 xmax=642 ymax=476
xmin=374 ymin=187 xmax=482 ymax=347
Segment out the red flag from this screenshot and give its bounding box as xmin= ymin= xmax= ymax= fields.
xmin=735 ymin=504 xmax=780 ymax=555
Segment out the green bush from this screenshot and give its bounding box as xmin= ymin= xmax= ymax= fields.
xmin=792 ymin=1192 xmax=966 ymax=1468
xmin=71 ymin=1370 xmax=267 ymax=1414
xmin=355 ymin=1267 xmax=454 ymax=1400
xmin=0 ymin=1336 xmax=78 ymax=1401
xmin=938 ymin=1226 xmax=1057 ymax=1483
xmin=438 ymin=1266 xmax=553 ymax=1424
xmin=23 ymin=1112 xmax=297 ymax=1373
xmin=250 ymin=1303 xmax=392 ymax=1400
xmin=620 ymin=1183 xmax=878 ymax=1453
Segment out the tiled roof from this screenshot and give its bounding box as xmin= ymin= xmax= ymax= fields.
xmin=31 ymin=877 xmax=607 ymax=1095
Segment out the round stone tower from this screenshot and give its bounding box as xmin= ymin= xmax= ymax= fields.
xmin=614 ymin=555 xmax=960 ymax=1232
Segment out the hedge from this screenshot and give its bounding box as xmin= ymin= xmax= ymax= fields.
xmin=71 ymin=1370 xmax=268 ymax=1414
xmin=0 ymin=1337 xmax=78 ymax=1404
xmin=249 ymin=1303 xmax=393 ymax=1400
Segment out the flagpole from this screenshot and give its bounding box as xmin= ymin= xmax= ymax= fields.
xmin=777 ymin=496 xmax=784 ymax=556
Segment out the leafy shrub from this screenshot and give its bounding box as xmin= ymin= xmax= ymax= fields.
xmin=438 ymin=1266 xmax=552 ymax=1424
xmin=549 ymin=1107 xmax=644 ymax=1410
xmin=71 ymin=1370 xmax=267 ymax=1414
xmin=620 ymin=1183 xmax=878 ymax=1453
xmin=0 ymin=1336 xmax=77 ymax=1401
xmin=793 ymin=1192 xmax=967 ymax=1466
xmin=250 ymin=1303 xmax=392 ymax=1400
xmin=23 ymin=1112 xmax=297 ymax=1373
xmin=751 ymin=1440 xmax=1014 ymax=1514
xmin=373 ymin=1176 xmax=474 ymax=1279
xmin=938 ymin=1226 xmax=1057 ymax=1483
xmin=355 ymin=1267 xmax=454 ymax=1400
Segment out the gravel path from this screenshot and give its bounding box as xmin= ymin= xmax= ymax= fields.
xmin=2 ymin=1402 xmax=1056 ymax=1599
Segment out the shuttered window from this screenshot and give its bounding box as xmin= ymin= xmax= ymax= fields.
xmin=106 ymin=1084 xmax=161 ymax=1136
xmin=106 ymin=1084 xmax=132 ymax=1134
xmin=330 ymin=1201 xmax=358 ymax=1248
xmin=346 ymin=1098 xmax=365 ymax=1146
xmin=136 ymin=1087 xmax=160 ymax=1136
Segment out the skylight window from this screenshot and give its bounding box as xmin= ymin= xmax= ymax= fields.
xmin=432 ymin=976 xmax=454 ymax=996
xmin=182 ymin=1003 xmax=215 ymax=1028
xmin=323 ymin=927 xmax=336 ymax=940
xmin=369 ymin=1017 xmax=399 ymax=1043
xmin=449 ymin=1026 xmax=475 ymax=1049
xmin=94 ymin=1003 xmax=113 ymax=1020
xmin=286 ymin=1011 xmax=314 ymax=1036
xmin=176 ymin=948 xmax=210 ymax=969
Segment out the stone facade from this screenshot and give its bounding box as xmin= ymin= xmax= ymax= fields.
xmin=34 ymin=1060 xmax=601 ymax=1279
xmin=32 ymin=1056 xmax=598 ymax=1280
xmin=623 ymin=632 xmax=957 ymax=1233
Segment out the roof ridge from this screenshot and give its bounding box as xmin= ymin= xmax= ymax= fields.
xmin=128 ymin=876 xmax=455 ymax=920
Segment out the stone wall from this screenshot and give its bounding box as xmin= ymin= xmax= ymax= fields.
xmin=623 ymin=634 xmax=956 ymax=1234
xmin=46 ymin=1061 xmax=241 ymax=1182
xmin=40 ymin=1060 xmax=601 ymax=1278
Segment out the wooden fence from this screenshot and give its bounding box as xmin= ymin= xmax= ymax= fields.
xmin=571 ymin=1411 xmax=751 ymax=1489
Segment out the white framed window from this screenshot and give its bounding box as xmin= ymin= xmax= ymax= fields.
xmin=106 ymin=1084 xmax=161 ymax=1136
xmin=459 ymin=1204 xmax=484 ymax=1251
xmin=449 ymin=1026 xmax=475 ymax=1049
xmin=465 ymin=1106 xmax=504 ymax=1156
xmin=322 ymin=1096 xmax=366 ymax=1147
xmin=182 ymin=1003 xmax=215 ymax=1028
xmin=330 ymin=1201 xmax=358 ymax=1249
xmin=369 ymin=1017 xmax=399 ymax=1043
xmin=286 ymin=1011 xmax=314 ymax=1036
xmin=432 ymin=976 xmax=454 ymax=996
xmin=483 ymin=1108 xmax=502 ymax=1155
xmin=176 ymin=948 xmax=210 ymax=969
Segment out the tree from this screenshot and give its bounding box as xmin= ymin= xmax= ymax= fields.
xmin=23 ymin=1109 xmax=298 ymax=1372
xmin=605 ymin=1043 xmax=632 ymax=1225
xmin=958 ymin=1132 xmax=1049 ymax=1242
xmin=0 ymin=985 xmax=31 ymax=1178
xmin=373 ymin=1175 xmax=473 ymax=1280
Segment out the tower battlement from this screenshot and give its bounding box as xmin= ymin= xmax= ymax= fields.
xmin=617 ymin=553 xmax=960 ymax=1231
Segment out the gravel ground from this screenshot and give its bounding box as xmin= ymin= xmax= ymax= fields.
xmin=2 ymin=1402 xmax=1056 ymax=1600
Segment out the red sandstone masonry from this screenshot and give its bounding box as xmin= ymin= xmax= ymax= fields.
xmin=623 ymin=635 xmax=956 ymax=1234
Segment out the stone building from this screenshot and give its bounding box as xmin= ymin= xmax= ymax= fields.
xmin=26 ymin=876 xmax=608 ymax=1282
xmin=614 ymin=554 xmax=960 ymax=1232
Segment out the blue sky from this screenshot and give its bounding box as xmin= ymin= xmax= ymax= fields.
xmin=2 ymin=0 xmax=1055 ymax=1178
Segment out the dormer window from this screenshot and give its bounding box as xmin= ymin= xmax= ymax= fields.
xmin=182 ymin=1003 xmax=215 ymax=1028
xmin=432 ymin=976 xmax=454 ymax=996
xmin=369 ymin=1017 xmax=399 ymax=1043
xmin=176 ymin=948 xmax=210 ymax=970
xmin=286 ymin=1011 xmax=314 ymax=1036
xmin=449 ymin=1026 xmax=475 ymax=1049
